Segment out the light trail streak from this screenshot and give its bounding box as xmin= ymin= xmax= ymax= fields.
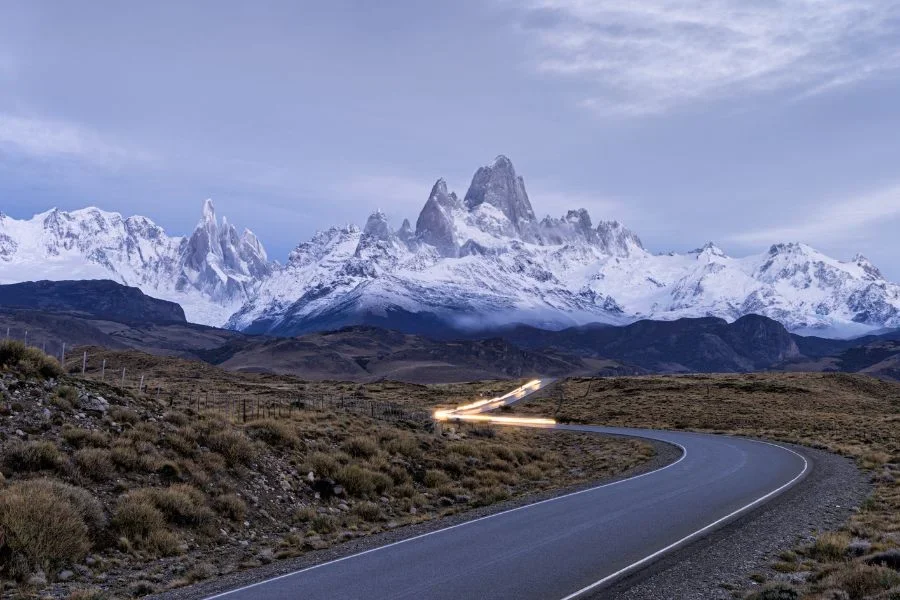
xmin=433 ymin=378 xmax=555 ymax=426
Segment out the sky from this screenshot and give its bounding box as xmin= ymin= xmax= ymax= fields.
xmin=3 ymin=1 xmax=900 ymax=276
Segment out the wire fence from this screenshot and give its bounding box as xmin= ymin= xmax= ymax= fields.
xmin=2 ymin=327 xmax=432 ymax=427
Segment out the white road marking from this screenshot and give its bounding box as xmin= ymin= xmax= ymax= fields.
xmin=557 ymin=439 xmax=809 ymax=600
xmin=203 ymin=438 xmax=689 ymax=599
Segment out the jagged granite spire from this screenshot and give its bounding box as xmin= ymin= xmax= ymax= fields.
xmin=363 ymin=210 xmax=392 ymax=241
xmin=464 ymin=155 xmax=537 ymax=239
xmin=416 ymin=179 xmax=460 ymax=257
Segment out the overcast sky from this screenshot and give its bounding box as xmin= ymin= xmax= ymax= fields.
xmin=3 ymin=1 xmax=900 ymax=276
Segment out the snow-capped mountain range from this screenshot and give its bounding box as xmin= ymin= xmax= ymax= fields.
xmin=2 ymin=155 xmax=899 ymax=338
xmin=0 ymin=199 xmax=269 ymax=325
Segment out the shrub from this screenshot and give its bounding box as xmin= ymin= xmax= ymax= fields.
xmin=384 ymin=435 xmax=421 ymax=458
xmin=213 ymin=493 xmax=247 ymax=522
xmin=74 ymin=448 xmax=115 ymax=481
xmin=826 ymin=563 xmax=900 ymax=599
xmin=309 ymin=514 xmax=338 ymax=534
xmin=352 ymin=501 xmax=382 ymax=521
xmin=51 ymin=385 xmax=77 ymax=410
xmin=423 ymin=469 xmax=451 ymax=488
xmin=109 ymin=406 xmax=139 ymax=425
xmin=245 ymin=419 xmax=299 ymax=448
xmin=291 ymin=505 xmax=317 ymax=523
xmin=113 ymin=493 xmax=166 ymax=539
xmin=810 ymin=531 xmax=852 ymax=561
xmin=336 ymin=465 xmax=377 ymax=498
xmin=205 ymin=430 xmax=256 ymax=467
xmin=371 ymin=471 xmax=393 ymax=495
xmin=133 ymin=485 xmax=213 ymax=527
xmin=447 ymin=442 xmax=480 ymax=458
xmin=109 ymin=441 xmax=159 ymax=473
xmin=0 ymin=479 xmax=98 ymax=573
xmin=476 ymin=485 xmax=508 ymax=505
xmin=0 ymin=340 xmax=63 ymax=378
xmin=521 ymin=464 xmax=543 ymax=480
xmin=4 ymin=439 xmax=63 ymax=472
xmin=62 ymin=427 xmax=110 ymax=449
xmin=308 ymin=452 xmax=340 ymax=478
xmin=344 ymin=436 xmax=379 ymax=459
xmin=394 ymin=482 xmax=416 ymax=498
xmin=165 ymin=428 xmax=198 ymax=456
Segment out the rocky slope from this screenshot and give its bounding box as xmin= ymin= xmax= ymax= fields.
xmin=0 ymin=280 xmax=186 ymax=324
xmin=3 ymin=156 xmax=900 ymax=337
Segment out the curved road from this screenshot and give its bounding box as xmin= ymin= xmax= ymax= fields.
xmin=206 ymin=424 xmax=808 ymax=600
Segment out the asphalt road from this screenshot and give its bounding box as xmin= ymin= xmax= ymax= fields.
xmin=205 ymin=425 xmax=808 ymax=600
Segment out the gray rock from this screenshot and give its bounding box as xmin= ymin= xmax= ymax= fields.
xmin=362 ymin=210 xmax=392 ymax=242
xmin=78 ymin=394 xmax=109 ymax=414
xmin=57 ymin=569 xmax=75 ymax=582
xmin=27 ymin=570 xmax=47 ymax=587
xmin=415 ymin=179 xmax=460 ymax=258
xmin=464 ymin=155 xmax=537 ymax=240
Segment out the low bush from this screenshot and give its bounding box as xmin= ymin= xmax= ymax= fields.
xmin=423 ymin=469 xmax=451 ymax=488
xmin=74 ymin=448 xmax=115 ymax=481
xmin=291 ymin=505 xmax=317 ymax=523
xmin=3 ymin=439 xmax=63 ymax=472
xmin=112 ymin=493 xmax=183 ymax=557
xmin=0 ymin=340 xmax=63 ymax=378
xmin=384 ymin=435 xmax=421 ymax=458
xmin=205 ymin=430 xmax=256 ymax=467
xmin=0 ymin=479 xmax=100 ymax=574
xmin=132 ymin=484 xmax=213 ymax=527
xmin=308 ymin=452 xmax=340 ymax=478
xmin=62 ymin=427 xmax=110 ymax=449
xmin=810 ymin=531 xmax=852 ymax=561
xmin=245 ymin=419 xmax=299 ymax=448
xmin=109 ymin=406 xmax=139 ymax=425
xmin=336 ymin=464 xmax=377 ymax=498
xmin=113 ymin=493 xmax=166 ymax=539
xmin=344 ymin=436 xmax=379 ymax=459
xmin=309 ymin=513 xmax=338 ymax=534
xmin=352 ymin=501 xmax=382 ymax=521
xmin=825 ymin=563 xmax=900 ymax=599
xmin=213 ymin=493 xmax=247 ymax=522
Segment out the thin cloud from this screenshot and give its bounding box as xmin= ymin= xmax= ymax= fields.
xmin=0 ymin=114 xmax=153 ymax=166
xmin=330 ymin=173 xmax=437 ymax=225
xmin=528 ymin=184 xmax=627 ymax=222
xmin=730 ymin=184 xmax=900 ymax=245
xmin=509 ymin=0 xmax=900 ymax=115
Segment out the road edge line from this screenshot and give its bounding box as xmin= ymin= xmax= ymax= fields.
xmin=557 ymin=439 xmax=810 ymax=600
xmin=202 ymin=437 xmax=687 ymax=599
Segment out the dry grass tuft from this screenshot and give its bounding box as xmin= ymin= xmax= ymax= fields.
xmin=4 ymin=439 xmax=64 ymax=472
xmin=204 ymin=430 xmax=257 ymax=467
xmin=245 ymin=418 xmax=300 ymax=448
xmin=74 ymin=448 xmax=115 ymax=481
xmin=0 ymin=479 xmax=101 ymax=574
xmin=0 ymin=340 xmax=63 ymax=378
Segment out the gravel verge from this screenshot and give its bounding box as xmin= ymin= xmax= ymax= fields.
xmin=153 ymin=437 xmax=680 ymax=600
xmin=596 ymin=441 xmax=870 ymax=600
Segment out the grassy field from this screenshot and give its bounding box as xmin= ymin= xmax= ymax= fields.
xmin=0 ymin=344 xmax=654 ymax=599
xmin=512 ymin=373 xmax=900 ymax=600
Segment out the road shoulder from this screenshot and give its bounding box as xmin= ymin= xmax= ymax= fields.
xmin=599 ymin=443 xmax=870 ymax=600
xmin=151 ymin=436 xmax=681 ymax=600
